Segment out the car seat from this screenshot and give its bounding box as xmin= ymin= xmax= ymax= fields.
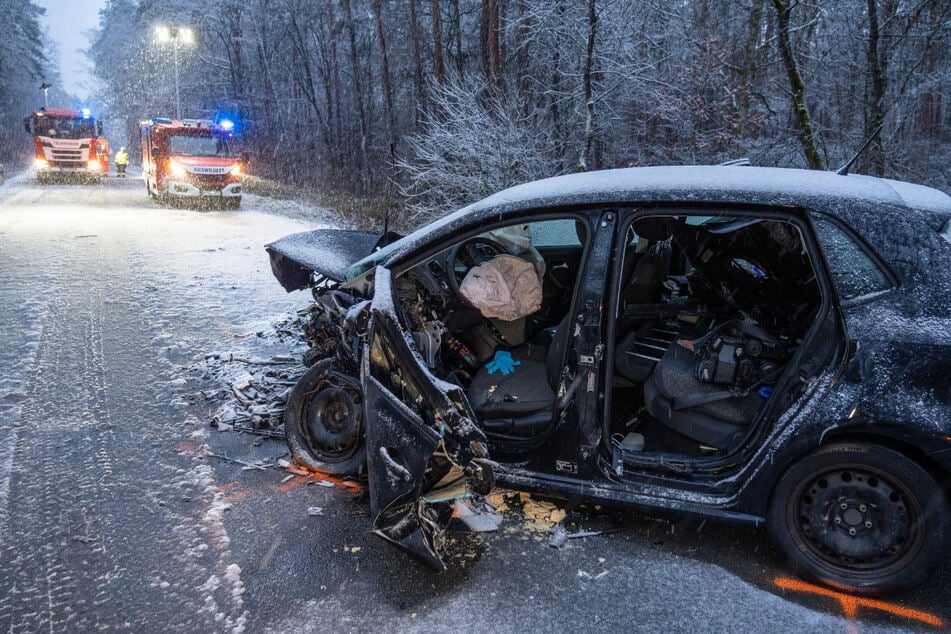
xmin=465 ymin=315 xmax=571 ymax=435
xmin=643 ymin=342 xmax=764 ymax=449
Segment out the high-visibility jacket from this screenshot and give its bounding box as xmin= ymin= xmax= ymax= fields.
xmin=115 ymin=150 xmax=129 ymax=166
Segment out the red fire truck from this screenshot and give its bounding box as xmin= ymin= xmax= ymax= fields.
xmin=24 ymin=107 xmax=109 ymax=183
xmin=140 ymin=118 xmax=244 ymax=208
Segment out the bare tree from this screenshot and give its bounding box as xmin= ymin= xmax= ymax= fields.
xmin=577 ymin=0 xmax=598 ymax=171
xmin=770 ymin=0 xmax=824 ymax=170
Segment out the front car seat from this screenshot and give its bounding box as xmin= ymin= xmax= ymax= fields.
xmin=465 ymin=315 xmax=571 ymax=435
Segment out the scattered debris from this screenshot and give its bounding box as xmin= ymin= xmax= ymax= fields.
xmin=549 ymin=522 xmax=606 ymax=548
xmin=186 ymin=312 xmax=310 ymax=435
xmin=454 ymin=498 xmax=503 ymax=533
xmin=307 ymin=506 xmax=324 ymax=516
xmin=549 ymin=523 xmax=569 ymax=548
xmin=205 ymin=452 xmax=271 ymax=471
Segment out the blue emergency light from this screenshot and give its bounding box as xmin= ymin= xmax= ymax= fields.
xmin=219 ymin=119 xmax=235 ymax=131
xmin=81 ymin=108 xmax=91 ymax=118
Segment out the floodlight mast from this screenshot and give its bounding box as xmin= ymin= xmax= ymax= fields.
xmin=155 ymin=26 xmax=195 ymax=120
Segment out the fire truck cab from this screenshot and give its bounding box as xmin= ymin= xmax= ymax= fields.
xmin=140 ymin=118 xmax=243 ymax=208
xmin=24 ymin=107 xmax=108 ymax=183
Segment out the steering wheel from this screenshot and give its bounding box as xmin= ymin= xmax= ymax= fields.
xmin=446 ymin=237 xmax=509 ymax=294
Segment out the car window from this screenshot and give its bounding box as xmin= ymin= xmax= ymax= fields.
xmin=811 ymin=215 xmax=891 ymax=301
xmin=529 ymin=218 xmax=583 ymax=247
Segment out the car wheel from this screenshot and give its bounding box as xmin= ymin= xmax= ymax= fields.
xmin=767 ymin=442 xmax=951 ymax=596
xmin=284 ymin=359 xmax=366 ymax=475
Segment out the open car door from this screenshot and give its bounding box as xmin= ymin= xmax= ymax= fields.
xmin=362 ymin=266 xmax=494 ymax=570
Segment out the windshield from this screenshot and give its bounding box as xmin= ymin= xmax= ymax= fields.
xmin=37 ymin=116 xmax=97 ymax=139
xmin=168 ymin=134 xmax=233 ymax=157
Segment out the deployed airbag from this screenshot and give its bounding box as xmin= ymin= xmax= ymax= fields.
xmin=459 ymin=255 xmax=542 ymax=321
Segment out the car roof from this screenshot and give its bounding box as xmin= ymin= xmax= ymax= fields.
xmin=466 ymin=165 xmax=951 ymax=220
xmin=360 ymin=166 xmax=950 ymax=275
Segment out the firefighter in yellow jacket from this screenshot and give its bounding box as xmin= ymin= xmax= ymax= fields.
xmin=114 ymin=147 xmax=129 ymax=178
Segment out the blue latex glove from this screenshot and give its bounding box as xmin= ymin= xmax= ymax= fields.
xmin=485 ymin=350 xmax=520 ymax=375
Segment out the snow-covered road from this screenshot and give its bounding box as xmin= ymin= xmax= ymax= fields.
xmin=0 ymin=173 xmax=946 ymax=633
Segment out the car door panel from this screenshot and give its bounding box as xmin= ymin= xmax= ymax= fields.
xmin=363 ymin=266 xmax=491 ymax=570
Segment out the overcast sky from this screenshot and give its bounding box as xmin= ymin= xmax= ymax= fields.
xmin=37 ymin=0 xmax=108 ymax=101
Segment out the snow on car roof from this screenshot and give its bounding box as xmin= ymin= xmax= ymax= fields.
xmin=357 ymin=166 xmax=951 ymax=275
xmin=468 ymin=165 xmax=951 ymax=216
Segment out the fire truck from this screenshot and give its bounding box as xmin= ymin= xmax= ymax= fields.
xmin=24 ymin=107 xmax=109 ymax=183
xmin=140 ymin=118 xmax=244 ymax=208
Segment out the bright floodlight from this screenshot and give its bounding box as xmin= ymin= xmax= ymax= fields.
xmin=155 ymin=26 xmax=171 ymax=42
xmin=179 ymin=28 xmax=195 ymax=44
xmin=219 ymin=119 xmax=234 ymax=131
xmin=81 ymin=108 xmax=91 ymax=118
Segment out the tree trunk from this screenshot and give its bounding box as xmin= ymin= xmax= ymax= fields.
xmin=577 ymin=0 xmax=598 ymax=172
xmin=771 ymin=0 xmax=824 ymax=170
xmin=430 ymin=0 xmax=445 ymax=87
xmin=482 ymin=0 xmax=502 ymax=98
xmin=409 ymin=0 xmax=426 ymax=115
xmin=739 ymin=0 xmax=764 ymax=120
xmin=863 ymin=0 xmax=892 ymax=176
xmin=329 ymin=0 xmax=343 ymax=163
xmin=373 ymin=0 xmax=396 ymax=160
xmin=342 ymin=0 xmax=371 ymax=189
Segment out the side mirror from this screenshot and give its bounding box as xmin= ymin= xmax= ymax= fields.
xmin=23 ymin=117 xmax=32 ymax=134
xmin=96 ymin=121 xmax=103 ymax=137
xmin=151 ymin=147 xmax=161 ymax=160
xmin=240 ymin=151 xmax=251 ymax=165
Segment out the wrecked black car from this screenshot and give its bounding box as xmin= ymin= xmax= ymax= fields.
xmin=267 ymin=165 xmax=951 ymax=595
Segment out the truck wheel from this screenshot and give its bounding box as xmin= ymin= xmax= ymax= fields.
xmin=284 ymin=359 xmax=366 ymax=475
xmin=766 ymin=442 xmax=951 ymax=596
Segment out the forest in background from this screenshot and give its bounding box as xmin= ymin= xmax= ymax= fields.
xmin=2 ymin=1 xmax=949 ymax=220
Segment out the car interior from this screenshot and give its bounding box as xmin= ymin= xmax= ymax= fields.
xmin=609 ymin=213 xmax=823 ymax=462
xmin=392 ymin=218 xmax=587 ymax=440
xmin=390 ymin=211 xmax=824 ymax=463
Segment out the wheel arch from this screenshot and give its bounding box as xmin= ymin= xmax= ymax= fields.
xmin=818 ymin=430 xmax=951 ymax=504
xmin=739 ymin=424 xmax=951 ymax=517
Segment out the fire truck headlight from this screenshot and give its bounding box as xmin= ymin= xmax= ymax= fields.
xmin=230 ymin=163 xmax=241 ymax=176
xmin=87 ymin=160 xmax=101 ymax=172
xmin=169 ymin=160 xmax=186 ymax=177
xmin=35 ymin=158 xmax=49 ymax=170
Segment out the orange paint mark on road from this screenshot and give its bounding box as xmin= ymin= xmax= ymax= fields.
xmin=273 ymin=459 xmax=365 ymax=494
xmin=224 ymin=489 xmax=251 ymax=504
xmin=177 ymin=440 xmax=199 ymax=455
xmin=773 ymin=577 xmax=944 ymax=629
xmin=272 ymin=477 xmax=308 ymax=494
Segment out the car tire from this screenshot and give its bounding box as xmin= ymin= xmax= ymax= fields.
xmin=284 ymin=359 xmax=366 ymax=475
xmin=766 ymin=442 xmax=951 ymax=596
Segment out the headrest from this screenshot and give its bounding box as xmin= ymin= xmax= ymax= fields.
xmin=633 ymin=217 xmax=673 ymax=241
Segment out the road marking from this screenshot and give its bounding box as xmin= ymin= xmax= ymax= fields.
xmin=774 ymin=577 xmax=944 ymax=630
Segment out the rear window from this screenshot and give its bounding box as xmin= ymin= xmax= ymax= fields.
xmin=811 ymin=215 xmax=891 ymax=301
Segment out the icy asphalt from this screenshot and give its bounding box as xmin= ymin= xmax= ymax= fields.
xmin=0 ymin=173 xmax=947 ymax=633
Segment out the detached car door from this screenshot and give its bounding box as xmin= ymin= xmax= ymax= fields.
xmin=362 ymin=266 xmax=493 ymax=570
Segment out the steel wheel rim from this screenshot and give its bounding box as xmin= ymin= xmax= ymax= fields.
xmin=300 ymin=380 xmax=363 ymax=463
xmin=788 ymin=463 xmax=926 ymax=575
